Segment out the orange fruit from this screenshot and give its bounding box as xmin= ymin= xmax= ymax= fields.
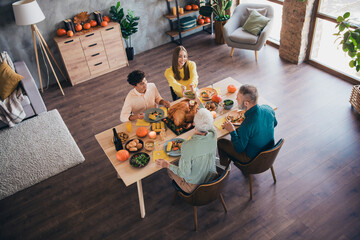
xmin=103 ymin=16 xmax=110 ymax=22
xmin=75 ymin=24 xmax=82 ymax=32
xmin=204 ymin=17 xmax=211 ymax=23
xmin=198 ymin=19 xmax=204 ymax=25
xmin=185 ymin=5 xmax=192 ymax=11
xmin=100 ymin=21 xmax=108 ymax=27
xmin=83 ymin=23 xmax=91 ymax=30
xmin=66 ymin=30 xmax=74 ymax=37
xmin=211 ymin=111 xmax=216 ymax=119
xmin=56 ymin=28 xmax=66 ymax=36
xmin=90 ymin=20 xmax=97 ymax=27
xmin=192 ymin=4 xmax=199 ymax=10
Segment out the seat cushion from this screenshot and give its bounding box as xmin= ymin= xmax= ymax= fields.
xmin=229 ymin=27 xmax=259 ymax=44
xmin=242 ymin=10 xmax=270 ymax=36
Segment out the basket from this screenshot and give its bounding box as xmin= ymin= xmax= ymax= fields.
xmin=350 ymin=85 xmax=360 ymax=114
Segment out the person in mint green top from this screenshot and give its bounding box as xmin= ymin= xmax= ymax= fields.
xmin=156 ymin=88 xmax=217 ymax=193
xmin=218 ymin=84 xmax=277 ymax=166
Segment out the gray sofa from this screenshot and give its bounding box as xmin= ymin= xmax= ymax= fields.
xmin=0 ymin=61 xmax=47 ymax=128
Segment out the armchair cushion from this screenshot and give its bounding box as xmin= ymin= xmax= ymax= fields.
xmin=242 ymin=10 xmax=270 ymax=36
xmin=246 ymin=7 xmax=267 ymax=17
xmin=229 ymin=27 xmax=259 ymax=44
xmin=0 ymin=61 xmax=23 ymax=100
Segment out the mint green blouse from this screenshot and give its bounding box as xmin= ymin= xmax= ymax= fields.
xmin=169 ymin=128 xmax=218 ymax=185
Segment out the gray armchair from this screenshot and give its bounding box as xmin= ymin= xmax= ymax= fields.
xmin=223 ymin=3 xmax=274 ymax=61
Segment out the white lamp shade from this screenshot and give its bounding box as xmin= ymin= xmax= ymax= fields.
xmin=12 ymin=0 xmax=45 ymax=26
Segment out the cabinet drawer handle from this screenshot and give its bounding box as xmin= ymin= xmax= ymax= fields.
xmin=85 ymin=33 xmax=95 ymax=37
xmin=91 ymin=53 xmax=100 ymax=57
xmin=89 ymin=43 xmax=97 ymax=47
xmin=64 ymin=40 xmax=74 ymax=44
xmin=94 ymin=62 xmax=102 ymax=66
xmin=105 ymin=27 xmax=114 ymax=31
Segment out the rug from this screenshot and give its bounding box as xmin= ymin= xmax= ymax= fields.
xmin=0 ymin=109 xmax=85 ymax=200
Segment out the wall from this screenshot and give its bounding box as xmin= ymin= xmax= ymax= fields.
xmin=0 ymin=0 xmax=189 ymax=88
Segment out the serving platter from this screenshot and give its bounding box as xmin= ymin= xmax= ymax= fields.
xmin=199 ymin=87 xmax=217 ymax=101
xmin=162 ymin=118 xmax=194 ymax=136
xmin=144 ymin=108 xmax=165 ymax=122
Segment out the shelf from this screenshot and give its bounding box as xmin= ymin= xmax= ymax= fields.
xmin=165 ymin=22 xmax=211 ymax=37
xmin=164 ymin=10 xmax=199 ymax=20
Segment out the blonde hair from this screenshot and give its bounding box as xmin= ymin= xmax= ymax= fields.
xmin=171 ymin=46 xmax=190 ymax=81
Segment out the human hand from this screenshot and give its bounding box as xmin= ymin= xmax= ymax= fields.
xmin=181 ymin=85 xmax=187 ymax=96
xmin=155 ymin=159 xmax=170 ymax=168
xmin=163 ymin=100 xmax=171 ymax=108
xmin=137 ymin=113 xmax=145 ymax=119
xmin=222 ymin=120 xmax=235 ymax=132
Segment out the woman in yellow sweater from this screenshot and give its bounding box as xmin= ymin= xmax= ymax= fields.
xmin=164 ymin=46 xmax=198 ymax=100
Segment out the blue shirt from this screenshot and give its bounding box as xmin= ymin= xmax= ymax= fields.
xmin=230 ymin=104 xmax=277 ymax=160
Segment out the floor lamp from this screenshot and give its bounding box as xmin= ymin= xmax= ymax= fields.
xmin=12 ymin=0 xmax=66 ymax=96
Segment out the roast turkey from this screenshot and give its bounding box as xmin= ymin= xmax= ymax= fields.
xmin=168 ymin=99 xmax=198 ymax=126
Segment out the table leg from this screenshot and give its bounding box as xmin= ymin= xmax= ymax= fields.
xmin=137 ymin=180 xmax=146 ymax=218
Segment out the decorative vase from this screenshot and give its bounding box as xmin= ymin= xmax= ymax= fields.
xmin=126 ymin=47 xmax=134 ymax=60
xmin=215 ymin=20 xmax=228 ymax=44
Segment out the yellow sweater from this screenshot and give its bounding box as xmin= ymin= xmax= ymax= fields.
xmin=164 ymin=60 xmax=198 ymax=97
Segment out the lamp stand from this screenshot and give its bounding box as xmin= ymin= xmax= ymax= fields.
xmin=31 ymin=24 xmax=66 ymax=96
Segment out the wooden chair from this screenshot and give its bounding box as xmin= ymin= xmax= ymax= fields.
xmin=233 ymin=138 xmax=284 ymax=200
xmin=171 ymin=168 xmax=230 ymax=231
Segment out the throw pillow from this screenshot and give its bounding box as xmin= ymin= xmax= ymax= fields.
xmin=0 ymin=61 xmax=24 ymax=100
xmin=0 ymin=51 xmax=15 ymax=71
xmin=242 ymin=10 xmax=270 ymax=36
xmin=246 ymin=7 xmax=267 ymax=17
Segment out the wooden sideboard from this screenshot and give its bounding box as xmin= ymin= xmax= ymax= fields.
xmin=54 ymin=22 xmax=128 ymax=86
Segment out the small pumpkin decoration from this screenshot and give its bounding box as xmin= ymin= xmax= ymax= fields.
xmin=136 ymin=127 xmax=148 ymax=138
xmin=227 ymin=84 xmax=237 ymax=93
xmin=211 ymin=94 xmax=222 ymax=104
xmin=116 ymin=150 xmax=129 ymax=161
xmin=57 ymin=28 xmax=66 ymax=36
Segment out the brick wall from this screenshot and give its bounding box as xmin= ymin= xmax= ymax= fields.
xmin=279 ymin=0 xmax=316 ymax=64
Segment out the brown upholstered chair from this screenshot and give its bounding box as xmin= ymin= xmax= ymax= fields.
xmin=171 ymin=167 xmax=230 ymax=231
xmin=233 ymin=138 xmax=284 ymax=200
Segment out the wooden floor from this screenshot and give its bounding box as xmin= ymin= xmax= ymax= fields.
xmin=1 ymin=32 xmax=360 ymax=240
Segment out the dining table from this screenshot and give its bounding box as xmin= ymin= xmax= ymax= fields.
xmin=94 ymin=77 xmax=277 ymax=218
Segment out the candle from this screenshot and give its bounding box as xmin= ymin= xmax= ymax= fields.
xmin=148 ymin=131 xmax=157 ymax=139
xmin=179 ymin=8 xmax=184 ymax=14
xmin=173 ymin=6 xmax=177 ymax=16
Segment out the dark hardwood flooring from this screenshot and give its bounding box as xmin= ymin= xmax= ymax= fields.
xmin=1 ymin=32 xmax=360 ymax=240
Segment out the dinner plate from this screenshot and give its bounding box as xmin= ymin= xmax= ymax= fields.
xmin=144 ymin=108 xmax=165 ymax=122
xmin=130 ymin=152 xmax=150 ymax=168
xmin=164 ymin=138 xmax=185 ymax=157
xmin=199 ymin=87 xmax=216 ymax=101
xmin=226 ymin=110 xmax=245 ymax=126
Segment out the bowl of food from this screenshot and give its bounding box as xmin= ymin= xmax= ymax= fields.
xmin=130 ymin=152 xmax=150 ymax=168
xmin=199 ymin=88 xmax=216 ymax=101
xmin=223 ymin=99 xmax=234 ymax=110
xmin=112 ymin=131 xmax=129 ymax=144
xmin=205 ymin=101 xmax=218 ymax=111
xmin=144 ymin=140 xmax=155 ymax=151
xmin=125 ymin=138 xmax=144 ymax=153
xmin=184 ymin=90 xmax=195 ymax=99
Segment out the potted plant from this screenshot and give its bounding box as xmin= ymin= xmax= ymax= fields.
xmin=200 ymin=0 xmax=232 ymax=44
xmin=334 ymin=12 xmax=360 ymax=72
xmin=110 ymin=1 xmax=140 ymax=60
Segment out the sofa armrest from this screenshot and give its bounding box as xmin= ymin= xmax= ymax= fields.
xmin=14 ymin=61 xmax=47 ymax=114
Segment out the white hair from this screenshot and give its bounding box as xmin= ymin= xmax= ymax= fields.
xmin=193 ymin=108 xmax=214 ymax=132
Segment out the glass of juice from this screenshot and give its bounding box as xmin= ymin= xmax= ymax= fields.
xmin=126 ymin=121 xmax=132 ymax=133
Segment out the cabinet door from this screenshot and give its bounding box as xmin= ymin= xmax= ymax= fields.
xmin=56 ymin=37 xmax=90 ymax=85
xmin=100 ymin=24 xmax=128 ymax=69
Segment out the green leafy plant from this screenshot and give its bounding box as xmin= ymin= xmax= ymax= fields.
xmin=334 ymin=12 xmax=360 ymax=72
xmin=200 ymin=0 xmax=232 ymax=21
xmin=110 ymin=1 xmax=140 ymax=49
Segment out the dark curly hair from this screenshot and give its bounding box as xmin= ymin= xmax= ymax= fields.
xmin=127 ymin=70 xmax=145 ymax=86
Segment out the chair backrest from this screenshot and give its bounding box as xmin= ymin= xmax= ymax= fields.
xmin=178 ymin=169 xmax=230 ymax=206
xmin=234 ymin=138 xmax=284 ymax=174
xmin=234 ymin=3 xmax=274 ymax=27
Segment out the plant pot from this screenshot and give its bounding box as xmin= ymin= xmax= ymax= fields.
xmin=126 ymin=47 xmax=134 ymax=61
xmin=215 ymin=20 xmax=228 ymax=44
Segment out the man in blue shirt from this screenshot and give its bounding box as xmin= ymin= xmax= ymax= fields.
xmin=217 ymin=84 xmax=277 ymax=167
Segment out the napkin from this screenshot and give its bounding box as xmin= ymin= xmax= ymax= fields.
xmin=136 ymin=119 xmax=150 ymax=126
xmin=214 ymin=117 xmax=226 ymax=130
xmin=153 ymin=150 xmax=169 ymax=162
xmin=160 ymin=106 xmax=168 ymax=117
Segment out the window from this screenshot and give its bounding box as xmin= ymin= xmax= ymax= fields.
xmin=309 ymin=0 xmax=360 ymax=82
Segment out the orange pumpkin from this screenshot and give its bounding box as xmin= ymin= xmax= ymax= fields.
xmin=185 ymin=5 xmax=192 ymax=11
xmin=90 ymin=20 xmax=97 ymax=27
xmin=211 ymin=94 xmax=222 ymax=103
xmin=101 ymin=21 xmax=108 ymax=27
xmin=66 ymin=30 xmax=74 ymax=37
xmin=136 ymin=127 xmax=148 ymax=138
xmin=57 ymin=28 xmax=66 ymax=36
xmin=103 ymin=16 xmax=110 ymax=22
xmin=75 ymin=24 xmax=82 ymax=32
xmin=227 ymin=84 xmax=237 ymax=93
xmin=192 ymin=4 xmax=199 ymax=10
xmin=116 ymin=150 xmax=129 ymax=161
xmin=83 ymin=23 xmax=91 ymax=30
